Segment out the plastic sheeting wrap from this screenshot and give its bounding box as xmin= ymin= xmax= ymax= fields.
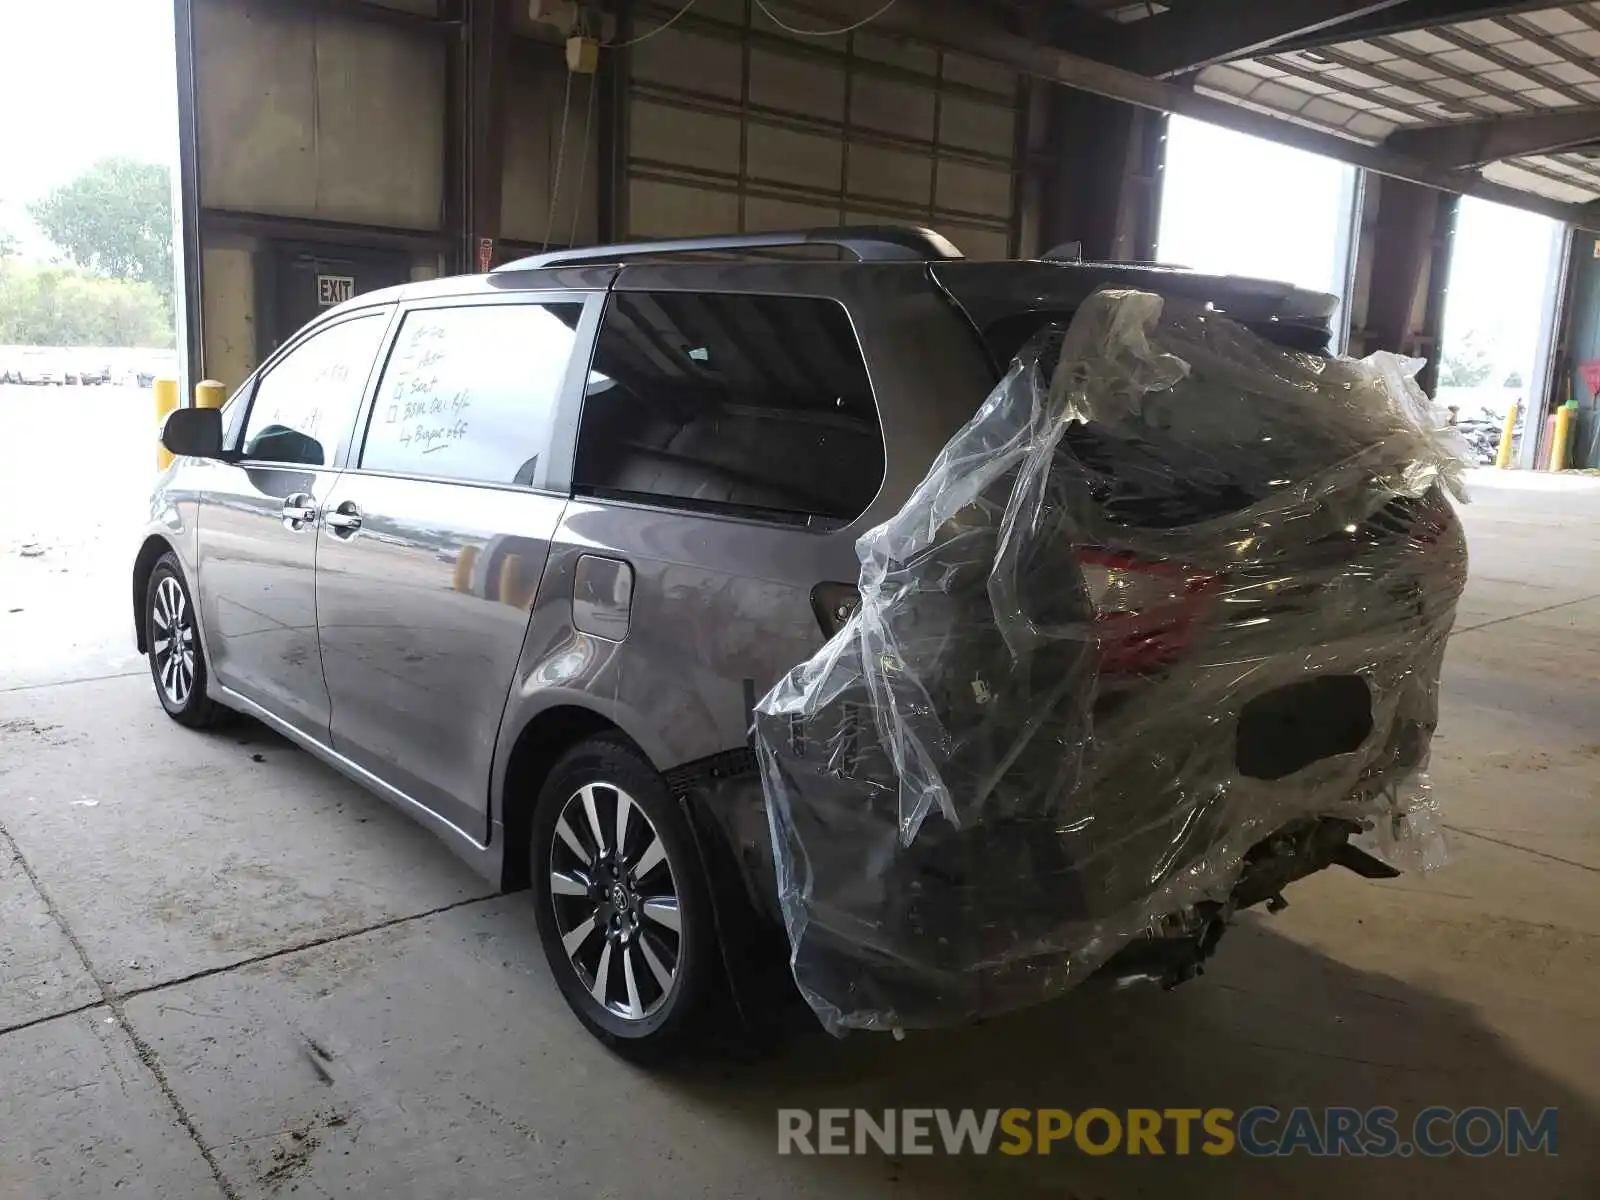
xmin=753 ymin=288 xmax=1469 ymax=1035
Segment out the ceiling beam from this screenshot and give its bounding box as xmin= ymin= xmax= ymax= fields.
xmin=272 ymin=0 xmax=462 ymax=36
xmin=1387 ymin=112 xmax=1600 ymax=167
xmin=1271 ymin=0 xmax=1572 ymax=55
xmin=1416 ymin=25 xmax=1595 ymax=109
xmin=1262 ymin=42 xmax=1531 ymax=123
xmin=1085 ymin=0 xmax=1412 ymax=79
xmin=789 ymin=0 xmax=1599 ymax=228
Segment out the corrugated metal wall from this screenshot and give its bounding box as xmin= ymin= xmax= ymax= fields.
xmin=181 ymin=0 xmax=1030 ymax=390
xmin=621 ymin=0 xmax=1022 ymax=258
xmin=189 ymin=0 xmax=452 ymax=391
xmin=500 ymin=53 xmax=602 ymax=251
xmin=192 ymin=0 xmax=447 ymax=231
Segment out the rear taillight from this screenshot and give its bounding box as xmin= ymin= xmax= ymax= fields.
xmin=809 ymin=557 xmax=1214 ymax=670
xmin=1411 ymin=495 xmax=1455 ymax=545
xmin=812 ymin=582 xmax=861 ymax=636
xmin=1077 ymin=548 xmax=1218 ymax=675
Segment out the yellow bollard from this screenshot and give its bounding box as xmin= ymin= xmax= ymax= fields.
xmin=499 ymin=553 xmax=541 ymax=609
xmin=452 ymin=544 xmax=480 ymax=594
xmin=1495 ymin=401 xmax=1519 ymax=469
xmin=1550 ymin=403 xmax=1575 ymax=472
xmin=153 ymin=377 xmax=180 ymax=471
xmin=194 ymin=379 xmax=226 ymax=409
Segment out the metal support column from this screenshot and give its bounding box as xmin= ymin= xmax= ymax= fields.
xmin=1015 ymin=78 xmax=1047 ymax=259
xmin=465 ymin=0 xmax=509 ymax=272
xmin=443 ymin=0 xmax=468 ymax=274
xmin=1416 ymin=191 xmax=1457 ymax=399
xmin=1114 ymin=107 xmax=1166 ymax=263
xmin=595 ymin=10 xmax=629 ymax=245
xmin=1360 ymin=175 xmax=1456 ymax=395
xmin=170 ymin=0 xmax=205 ymax=400
xmin=1034 ymin=89 xmax=1166 ymax=262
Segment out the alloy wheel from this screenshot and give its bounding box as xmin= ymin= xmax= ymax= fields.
xmin=548 ymin=782 xmax=682 ymax=1022
xmin=151 ymin=575 xmax=198 ymax=707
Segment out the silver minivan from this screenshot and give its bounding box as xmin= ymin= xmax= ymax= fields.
xmin=138 ymin=228 xmax=1389 ymax=1056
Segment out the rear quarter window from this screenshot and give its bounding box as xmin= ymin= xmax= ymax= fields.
xmin=573 ymin=292 xmax=883 ymax=528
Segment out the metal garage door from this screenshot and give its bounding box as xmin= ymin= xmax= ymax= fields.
xmin=623 ymin=0 xmax=1021 ymax=258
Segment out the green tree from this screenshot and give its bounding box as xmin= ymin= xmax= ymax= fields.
xmin=28 ymin=158 xmax=173 ymax=299
xmin=1439 ymin=328 xmax=1495 ymax=389
xmin=0 ymin=260 xmax=173 ymax=348
xmin=0 ymin=229 xmax=16 ymax=260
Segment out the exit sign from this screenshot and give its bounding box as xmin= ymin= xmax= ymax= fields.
xmin=317 ymin=274 xmax=355 ymax=306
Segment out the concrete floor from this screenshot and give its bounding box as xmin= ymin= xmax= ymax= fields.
xmin=3 ymin=439 xmax=1599 ymax=1196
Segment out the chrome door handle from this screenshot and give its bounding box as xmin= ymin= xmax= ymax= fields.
xmin=281 ymin=494 xmax=318 ymax=528
xmin=323 ymin=502 xmax=363 ymax=535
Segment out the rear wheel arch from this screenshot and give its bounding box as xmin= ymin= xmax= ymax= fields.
xmin=498 ymin=706 xmax=647 ymax=891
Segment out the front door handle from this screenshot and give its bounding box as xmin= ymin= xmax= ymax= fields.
xmin=281 ymin=494 xmax=318 ymax=529
xmin=323 ymin=501 xmax=363 ymax=536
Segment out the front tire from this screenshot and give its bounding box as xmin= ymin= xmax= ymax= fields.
xmin=145 ymin=553 xmax=223 ymax=729
xmin=530 ymin=736 xmax=716 ymax=1061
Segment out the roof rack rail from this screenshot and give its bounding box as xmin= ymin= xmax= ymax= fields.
xmin=490 ymin=226 xmax=964 ymax=273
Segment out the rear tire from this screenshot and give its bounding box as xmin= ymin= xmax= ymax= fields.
xmin=530 ymin=735 xmax=716 ymax=1062
xmin=144 ymin=553 xmax=224 ymax=729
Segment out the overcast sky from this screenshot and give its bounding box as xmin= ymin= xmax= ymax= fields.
xmin=0 ymin=0 xmax=175 ymax=252
xmin=1445 ymin=195 xmax=1562 ymax=381
xmin=1158 ymin=114 xmax=1356 ymax=300
xmin=1159 ymin=114 xmax=1561 ymax=383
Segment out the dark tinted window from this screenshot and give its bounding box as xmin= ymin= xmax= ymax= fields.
xmin=573 ymin=292 xmax=882 ymax=526
xmin=241 ymin=313 xmax=388 ymax=466
xmin=361 ymin=301 xmax=583 ymax=486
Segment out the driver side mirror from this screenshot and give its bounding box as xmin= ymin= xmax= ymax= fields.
xmin=161 ymin=406 xmax=226 ymax=460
